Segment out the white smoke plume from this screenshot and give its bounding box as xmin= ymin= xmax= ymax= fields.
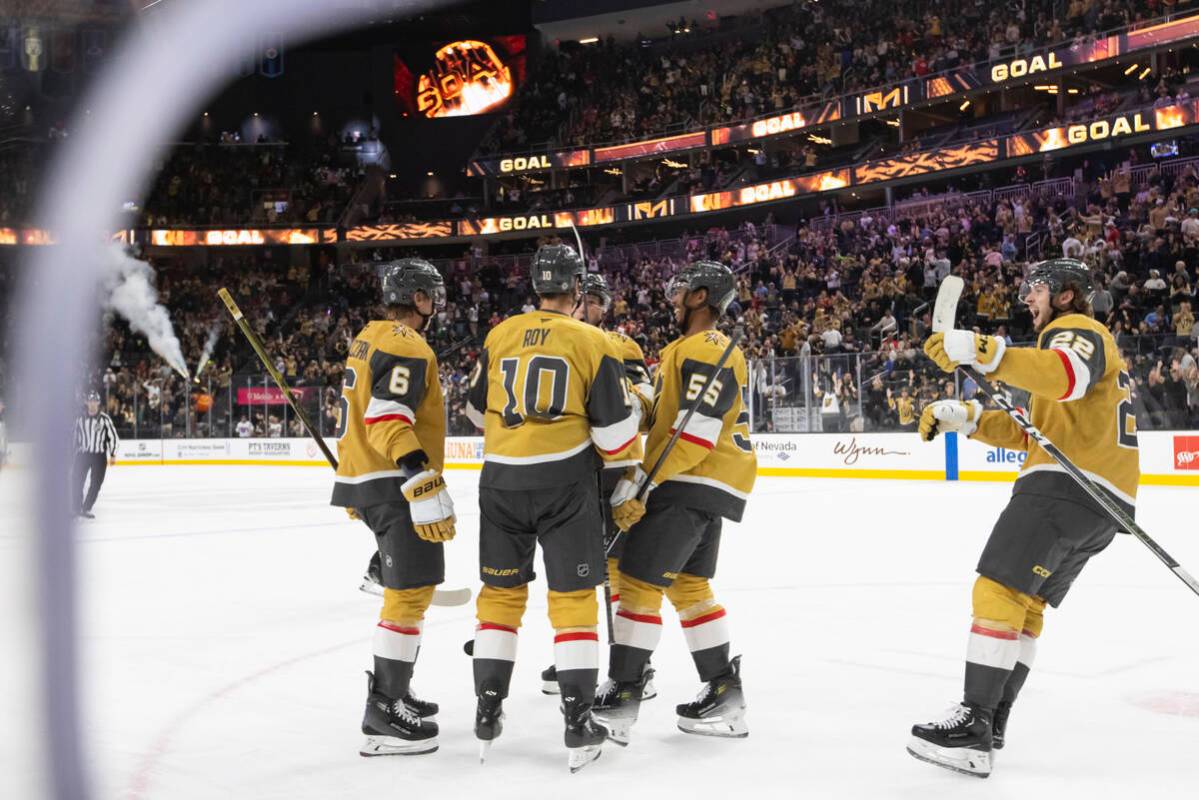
xmin=102 ymin=245 xmax=190 ymax=379
xmin=194 ymin=324 xmax=221 ymax=382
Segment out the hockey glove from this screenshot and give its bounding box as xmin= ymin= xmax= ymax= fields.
xmin=610 ymin=465 xmax=654 ymax=532
xmin=918 ymin=400 xmax=983 ymax=442
xmin=923 ymin=331 xmax=1006 ymax=375
xmin=401 ymin=469 xmax=456 ymax=542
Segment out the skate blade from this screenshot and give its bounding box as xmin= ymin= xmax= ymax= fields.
xmin=541 ymin=680 xmax=560 ymax=696
xmin=593 ymin=714 xmax=634 ymax=746
xmin=358 ymin=580 xmax=383 ymax=597
xmin=641 ymin=680 xmax=657 ymax=701
xmin=677 ymin=707 xmax=748 ymax=738
xmin=359 ymin=735 xmax=438 ymax=757
xmin=567 ymin=744 xmax=602 ymax=773
xmin=478 ymin=739 xmax=492 ymax=764
xmin=906 ymin=736 xmax=992 ymax=778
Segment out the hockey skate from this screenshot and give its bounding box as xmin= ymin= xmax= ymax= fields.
xmin=907 ymin=702 xmax=993 ymax=778
xmin=402 ymin=687 xmax=438 ymax=719
xmin=475 ymin=682 xmax=504 ymax=764
xmin=358 ymin=551 xmax=383 ymax=596
xmin=359 ymin=672 xmax=439 ymax=756
xmin=543 ymin=662 xmax=657 ymax=700
xmin=563 ymin=696 xmax=608 ymax=773
xmin=592 ymin=670 xmax=651 ymax=746
xmin=991 ymin=700 xmax=1011 ymax=750
xmin=676 ymin=655 xmax=748 ymax=738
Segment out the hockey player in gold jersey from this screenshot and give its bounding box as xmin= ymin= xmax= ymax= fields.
xmin=329 ymin=259 xmax=455 ymax=757
xmin=465 ymin=244 xmax=641 ymax=772
xmin=594 ymin=261 xmax=757 ymax=744
xmin=909 ymin=258 xmax=1139 ymax=777
xmin=540 ymin=272 xmax=658 ymax=700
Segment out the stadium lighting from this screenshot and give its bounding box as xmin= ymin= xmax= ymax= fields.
xmin=1067 ymin=88 xmax=1079 ymax=94
xmin=578 ymin=37 xmax=599 ymax=44
xmin=1139 ymin=67 xmax=1152 ymax=80
xmin=959 ymin=100 xmax=970 ymax=111
xmin=426 ymin=171 xmax=434 ymax=176
xmin=1124 ymin=63 xmax=1139 ymax=75
xmin=885 ymin=118 xmax=900 ymax=127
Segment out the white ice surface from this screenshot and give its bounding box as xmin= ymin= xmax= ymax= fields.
xmin=71 ymin=466 xmax=1199 ymax=799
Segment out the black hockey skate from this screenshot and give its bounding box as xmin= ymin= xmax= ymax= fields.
xmin=676 ymin=655 xmax=748 ymax=738
xmin=592 ymin=671 xmax=651 ymax=746
xmin=991 ymin=700 xmax=1011 ymax=750
xmin=907 ymin=702 xmax=993 ymax=778
xmin=545 ymin=662 xmax=658 ymax=700
xmin=563 ymin=695 xmax=608 ymax=773
xmin=541 ymin=664 xmax=560 ymax=695
xmin=358 ymin=551 xmax=383 ymax=596
xmin=402 ymin=687 xmax=438 ymax=719
xmin=359 ymin=671 xmax=439 ymax=756
xmin=475 ymin=682 xmax=505 ymax=764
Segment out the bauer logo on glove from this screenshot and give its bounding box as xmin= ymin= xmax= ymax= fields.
xmin=923 ymin=331 xmax=1006 ymax=375
xmin=401 ymin=468 xmax=456 ymax=542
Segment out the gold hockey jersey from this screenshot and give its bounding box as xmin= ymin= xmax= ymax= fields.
xmin=466 ymin=310 xmax=640 ymax=490
xmin=330 ymin=320 xmax=445 ymax=508
xmin=641 ymin=329 xmax=757 ymax=521
xmin=970 ymin=313 xmax=1139 ymax=512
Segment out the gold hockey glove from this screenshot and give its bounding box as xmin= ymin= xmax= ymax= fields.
xmin=401 ymin=469 xmax=456 ymax=542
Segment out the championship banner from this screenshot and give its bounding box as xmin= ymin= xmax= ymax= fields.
xmin=466 ymin=149 xmax=590 ymax=177
xmin=711 ymin=102 xmax=840 ymax=145
xmin=689 ymin=171 xmax=849 ymax=213
xmin=593 ymin=130 xmax=707 ymax=163
xmin=342 ymin=222 xmax=454 ymax=242
xmin=149 ymin=228 xmax=321 ymax=246
xmin=853 ymin=140 xmax=999 ymax=186
xmin=1007 ymin=104 xmax=1194 ymax=156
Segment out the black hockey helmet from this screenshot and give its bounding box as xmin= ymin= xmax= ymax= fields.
xmin=580 ymin=272 xmax=612 ymax=308
xmin=669 ymin=260 xmax=736 ymax=314
xmin=86 ymin=390 xmax=101 ymax=403
xmin=1018 ymin=258 xmax=1095 ymax=303
xmin=379 ymin=258 xmax=446 ymax=309
xmin=530 ymin=243 xmax=584 ymax=295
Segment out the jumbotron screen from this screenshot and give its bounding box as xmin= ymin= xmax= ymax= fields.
xmin=393 ymin=35 xmax=527 ymax=119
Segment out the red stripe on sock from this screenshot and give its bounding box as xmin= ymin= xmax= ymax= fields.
xmin=1020 ymin=629 xmax=1038 ymax=639
xmin=616 ymin=609 xmax=662 ymax=625
xmin=554 ymin=631 xmax=599 ymax=643
xmin=377 ymin=621 xmax=421 ymax=635
xmin=970 ymin=624 xmax=1018 ymax=640
xmin=478 ymin=622 xmax=517 ymax=634
xmin=609 ymin=594 xmax=621 ymax=602
xmin=680 ymin=608 xmax=727 ymax=628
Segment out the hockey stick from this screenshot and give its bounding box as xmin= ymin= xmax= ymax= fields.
xmin=605 ymin=330 xmax=744 ymax=559
xmin=931 ymin=278 xmax=1199 ymax=598
xmin=218 ymin=288 xmax=472 ymax=607
xmin=568 ymin=219 xmax=617 ymax=642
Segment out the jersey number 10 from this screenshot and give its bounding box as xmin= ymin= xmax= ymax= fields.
xmin=498 ymin=356 xmax=571 ymax=427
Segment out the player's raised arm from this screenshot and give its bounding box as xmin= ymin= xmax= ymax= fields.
xmin=923 ymin=260 xmax=1108 ymax=402
xmin=918 ymin=399 xmax=1028 ymax=450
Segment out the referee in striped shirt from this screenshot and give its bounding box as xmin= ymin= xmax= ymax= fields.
xmin=74 ymin=390 xmax=119 ymax=519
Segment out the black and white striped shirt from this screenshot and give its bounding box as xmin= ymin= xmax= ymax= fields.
xmin=74 ymin=412 xmax=119 ymax=456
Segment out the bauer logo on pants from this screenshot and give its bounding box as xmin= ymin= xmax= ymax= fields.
xmin=1173 ymin=436 xmax=1199 ymax=470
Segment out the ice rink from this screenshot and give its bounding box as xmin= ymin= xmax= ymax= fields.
xmin=43 ymin=466 xmax=1199 ymax=797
